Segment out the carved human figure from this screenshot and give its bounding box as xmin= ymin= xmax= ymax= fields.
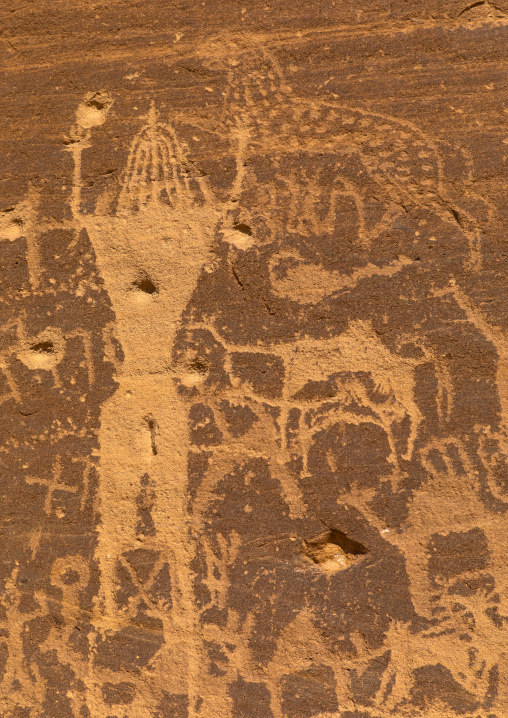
xmin=66 ymin=96 xmax=231 ymax=711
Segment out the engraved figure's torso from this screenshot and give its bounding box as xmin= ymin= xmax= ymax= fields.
xmin=83 ymin=202 xmax=217 ymax=376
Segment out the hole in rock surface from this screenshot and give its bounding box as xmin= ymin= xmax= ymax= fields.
xmin=30 ymin=341 xmax=55 ymax=354
xmin=62 ymin=569 xmax=81 ymax=585
xmin=132 ymin=277 xmax=158 ymax=295
xmin=233 ymin=222 xmax=252 ymax=236
xmin=144 ymin=415 xmax=158 ymax=456
xmin=303 ymin=529 xmax=367 ymax=573
xmin=188 ymin=357 xmax=209 ymax=374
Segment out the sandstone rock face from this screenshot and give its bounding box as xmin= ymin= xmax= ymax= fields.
xmin=1 ymin=3 xmax=508 ymax=716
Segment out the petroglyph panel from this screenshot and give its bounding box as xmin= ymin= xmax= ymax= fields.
xmin=2 ymin=4 xmax=508 ymax=716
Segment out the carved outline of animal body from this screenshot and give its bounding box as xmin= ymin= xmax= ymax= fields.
xmin=191 ymin=317 xmax=422 ymax=516
xmin=345 ymin=434 xmax=508 ymax=713
xmin=210 ymin=37 xmax=489 ymax=269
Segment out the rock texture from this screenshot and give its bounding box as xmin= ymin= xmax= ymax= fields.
xmin=1 ymin=2 xmax=508 ymax=716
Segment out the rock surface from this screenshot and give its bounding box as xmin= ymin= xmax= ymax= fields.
xmin=1 ymin=2 xmax=508 ymax=716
